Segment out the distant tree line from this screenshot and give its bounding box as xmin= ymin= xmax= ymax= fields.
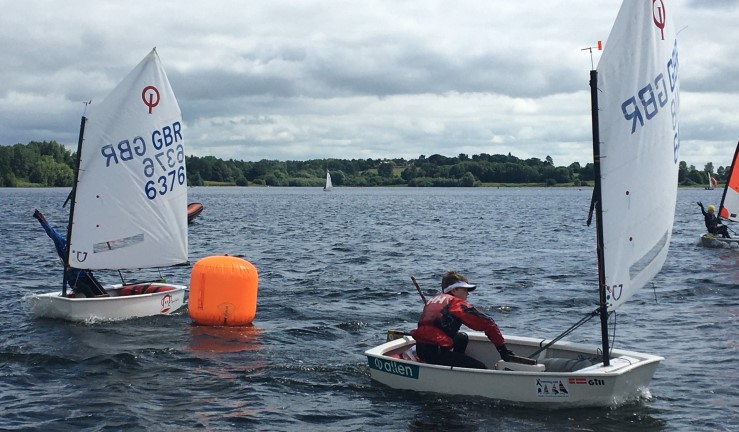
xmin=1 ymin=141 xmax=75 ymax=187
xmin=0 ymin=140 xmax=729 ymax=188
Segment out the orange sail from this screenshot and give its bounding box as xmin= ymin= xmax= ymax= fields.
xmin=719 ymin=141 xmax=739 ymax=221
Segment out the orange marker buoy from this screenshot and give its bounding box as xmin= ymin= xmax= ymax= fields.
xmin=188 ymin=255 xmax=258 ymax=326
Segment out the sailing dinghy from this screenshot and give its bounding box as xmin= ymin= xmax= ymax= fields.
xmin=699 ymin=233 xmax=739 ymax=248
xmin=324 ymin=170 xmax=333 ymax=191
xmin=366 ymin=0 xmax=680 ymax=406
xmin=705 ymin=171 xmax=717 ymax=190
xmin=701 ymin=140 xmax=739 ymax=247
xmin=30 ymin=49 xmax=188 ymax=322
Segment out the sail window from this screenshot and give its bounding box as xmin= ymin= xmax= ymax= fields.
xmin=628 ymin=230 xmax=668 ymax=280
xmin=93 ymin=233 xmax=145 ymax=253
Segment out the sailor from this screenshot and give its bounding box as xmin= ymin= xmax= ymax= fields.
xmin=33 ymin=209 xmax=108 ymax=297
xmin=697 ymin=202 xmax=731 ymax=238
xmin=411 ymin=271 xmax=514 ymax=369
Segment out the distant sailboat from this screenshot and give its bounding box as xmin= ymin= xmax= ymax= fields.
xmin=324 ymin=170 xmax=333 ymax=191
xmin=701 ymin=141 xmax=739 ymax=247
xmin=705 ymin=171 xmax=717 ymax=190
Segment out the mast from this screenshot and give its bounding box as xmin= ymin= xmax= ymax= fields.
xmin=63 ymin=116 xmax=86 ymax=296
xmin=589 ymin=69 xmax=610 ymax=367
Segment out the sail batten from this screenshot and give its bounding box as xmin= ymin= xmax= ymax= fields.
xmin=595 ymin=1 xmax=679 ymax=312
xmin=68 ymin=49 xmax=188 ymax=270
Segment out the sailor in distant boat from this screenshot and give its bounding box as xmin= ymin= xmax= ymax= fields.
xmin=411 ymin=271 xmax=514 ymax=369
xmin=33 ymin=209 xmax=108 ymax=297
xmin=697 ymin=202 xmax=731 ymax=238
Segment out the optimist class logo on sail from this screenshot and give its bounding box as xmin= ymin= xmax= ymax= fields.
xmin=142 ymin=85 xmax=160 ymax=113
xmin=653 ymin=0 xmax=666 ymax=40
xmin=99 ymin=84 xmax=185 ymax=201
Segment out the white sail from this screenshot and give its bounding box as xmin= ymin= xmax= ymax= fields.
xmin=719 ymin=142 xmax=739 ymax=221
xmin=324 ymin=170 xmax=333 ymax=190
xmin=363 ymin=2 xmax=674 ymax=406
xmin=68 ymin=49 xmax=188 ymax=270
xmin=597 ymin=1 xmax=679 ymax=311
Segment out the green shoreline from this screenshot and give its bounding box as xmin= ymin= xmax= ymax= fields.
xmin=5 ymin=181 xmax=716 ymax=189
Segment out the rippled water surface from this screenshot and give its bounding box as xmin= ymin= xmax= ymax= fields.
xmin=1 ymin=187 xmax=737 ymax=431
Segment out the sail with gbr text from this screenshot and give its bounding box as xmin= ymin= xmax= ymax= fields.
xmin=596 ymin=1 xmax=679 ymax=311
xmin=68 ymin=49 xmax=188 ymax=270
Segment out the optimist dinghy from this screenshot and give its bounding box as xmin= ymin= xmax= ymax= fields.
xmin=366 ymin=0 xmax=680 ymax=407
xmin=702 ymin=140 xmax=739 ymax=247
xmin=29 ymin=49 xmax=189 ymax=322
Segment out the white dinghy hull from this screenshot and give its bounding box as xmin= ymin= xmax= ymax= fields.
xmin=365 ymin=0 xmax=676 ymax=407
xmin=699 ymin=233 xmax=739 ymax=248
xmin=29 ymin=283 xmax=186 ymax=322
xmin=365 ymin=332 xmax=662 ymax=407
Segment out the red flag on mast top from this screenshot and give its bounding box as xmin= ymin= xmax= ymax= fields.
xmin=581 ymin=41 xmax=603 ymax=69
xmin=581 ymin=40 xmax=603 ymax=52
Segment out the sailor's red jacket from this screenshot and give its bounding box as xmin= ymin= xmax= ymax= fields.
xmin=411 ymin=293 xmax=505 ymax=349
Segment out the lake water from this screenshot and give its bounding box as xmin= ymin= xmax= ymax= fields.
xmin=0 ymin=187 xmax=737 ymax=431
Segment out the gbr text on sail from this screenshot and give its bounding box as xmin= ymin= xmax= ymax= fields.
xmin=620 ymin=40 xmax=680 ymax=163
xmin=100 ymin=121 xmax=185 ymax=200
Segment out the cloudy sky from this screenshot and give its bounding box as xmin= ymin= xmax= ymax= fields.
xmin=1 ymin=0 xmax=737 ymax=169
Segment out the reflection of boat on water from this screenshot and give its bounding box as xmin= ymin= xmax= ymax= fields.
xmin=188 ymin=202 xmax=204 ymax=224
xmin=366 ymin=0 xmax=680 ymax=407
xmin=29 ymin=49 xmax=188 ymax=322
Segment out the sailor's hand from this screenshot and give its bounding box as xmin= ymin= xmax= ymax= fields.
xmin=697 ymin=201 xmax=704 ymax=208
xmin=496 ymin=344 xmax=515 ymax=362
xmin=33 ymin=209 xmax=42 ymax=220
